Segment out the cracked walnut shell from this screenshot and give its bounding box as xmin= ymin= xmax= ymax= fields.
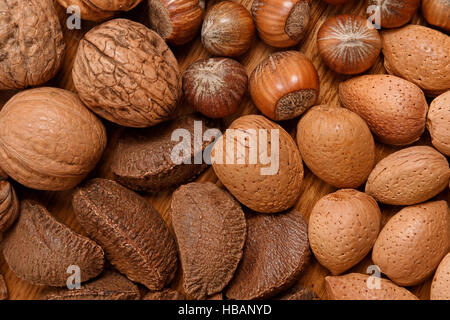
xmin=73 ymin=18 xmax=182 ymax=128
xmin=0 ymin=0 xmax=65 ymax=90
xmin=0 ymin=180 xmax=19 ymax=233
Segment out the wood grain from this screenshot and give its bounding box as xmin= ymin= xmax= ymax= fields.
xmin=0 ymin=0 xmax=448 ymax=300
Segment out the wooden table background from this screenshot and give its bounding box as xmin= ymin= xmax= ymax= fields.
xmin=0 ymin=0 xmax=448 ymax=300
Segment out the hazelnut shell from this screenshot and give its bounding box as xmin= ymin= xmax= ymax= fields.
xmin=422 ymin=0 xmax=450 ymax=32
xmin=367 ymin=0 xmax=420 ymax=28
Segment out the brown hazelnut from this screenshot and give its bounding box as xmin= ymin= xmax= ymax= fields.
xmin=183 ymin=58 xmax=248 ymax=118
xmin=0 ymin=180 xmax=19 ymax=233
xmin=367 ymin=0 xmax=420 ymax=28
xmin=56 ymin=0 xmax=115 ymax=21
xmin=0 ymin=0 xmax=65 ymax=90
xmin=317 ymin=14 xmax=381 ymax=75
xmin=422 ymin=0 xmax=450 ymax=32
xmin=201 ymin=1 xmax=255 ymax=57
xmin=72 ymin=19 xmax=182 ymax=128
xmin=148 ymin=0 xmax=204 ymax=45
xmin=252 ymin=0 xmax=311 ymax=48
xmin=249 ymin=51 xmax=319 ymax=121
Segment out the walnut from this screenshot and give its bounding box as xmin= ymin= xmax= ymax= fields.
xmin=0 ymin=180 xmax=19 ymax=233
xmin=0 ymin=0 xmax=65 ymax=90
xmin=56 ymin=0 xmax=143 ymax=21
xmin=73 ymin=18 xmax=182 ymax=128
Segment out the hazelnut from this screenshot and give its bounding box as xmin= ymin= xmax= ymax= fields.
xmin=56 ymin=0 xmax=115 ymax=21
xmin=0 ymin=180 xmax=19 ymax=233
xmin=0 ymin=0 xmax=65 ymax=90
xmin=367 ymin=0 xmax=420 ymax=28
xmin=0 ymin=87 xmax=107 ymax=191
xmin=251 ymin=0 xmax=311 ymax=48
xmin=72 ymin=19 xmax=182 ymax=128
xmin=249 ymin=51 xmax=319 ymax=121
xmin=422 ymin=0 xmax=450 ymax=32
xmin=201 ymin=1 xmax=255 ymax=57
xmin=317 ymin=15 xmax=381 ymax=75
xmin=183 ymin=57 xmax=248 ymax=118
xmin=148 ymin=0 xmax=204 ymax=45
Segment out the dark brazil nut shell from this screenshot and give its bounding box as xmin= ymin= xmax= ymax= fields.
xmin=0 ymin=180 xmax=19 ymax=232
xmin=2 ymin=200 xmax=104 ymax=287
xmin=226 ymin=209 xmax=310 ymax=300
xmin=143 ymin=288 xmax=185 ymax=300
xmin=171 ymin=182 xmax=247 ymax=299
xmin=72 ymin=178 xmax=178 ymax=290
xmin=0 ymin=274 xmax=7 ymax=300
xmin=42 ymin=271 xmax=141 ymax=300
xmin=111 ymin=114 xmax=218 ymax=192
xmin=72 ymin=18 xmax=181 ymax=127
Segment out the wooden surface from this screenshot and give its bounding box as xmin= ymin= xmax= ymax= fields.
xmin=0 ymin=0 xmax=448 ymax=300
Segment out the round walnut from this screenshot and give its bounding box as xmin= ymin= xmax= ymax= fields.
xmin=0 ymin=0 xmax=65 ymax=90
xmin=0 ymin=87 xmax=107 ymax=191
xmin=0 ymin=180 xmax=19 ymax=233
xmin=58 ymin=0 xmax=143 ymax=21
xmin=73 ymin=18 xmax=182 ymax=128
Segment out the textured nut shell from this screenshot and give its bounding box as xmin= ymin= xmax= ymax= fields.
xmin=427 ymin=91 xmax=450 ymax=156
xmin=148 ymin=0 xmax=203 ymax=45
xmin=0 ymin=180 xmax=19 ymax=233
xmin=73 ymin=18 xmax=181 ymax=128
xmin=183 ymin=58 xmax=248 ymax=118
xmin=111 ymin=114 xmax=217 ymax=192
xmin=251 ymin=0 xmax=310 ymax=48
xmin=309 ymin=189 xmax=381 ymax=275
xmin=367 ymin=0 xmax=420 ymax=28
xmin=212 ymin=115 xmax=304 ymax=213
xmin=72 ymin=178 xmax=178 ymax=290
xmin=296 ymin=105 xmax=375 ymax=188
xmin=171 ymin=182 xmax=247 ymax=299
xmin=249 ymin=51 xmax=319 ymax=121
xmin=326 ymin=273 xmax=418 ymax=300
xmin=372 ymin=201 xmax=450 ymax=286
xmin=2 ymin=200 xmax=104 ymax=287
xmin=201 ymin=1 xmax=255 ymax=57
xmin=365 ymin=146 xmax=450 ymax=205
xmin=382 ymin=25 xmax=450 ymax=97
xmin=226 ymin=210 xmax=310 ymax=300
xmin=275 ymin=284 xmax=319 ymax=300
xmin=0 ymin=274 xmax=7 ymax=300
xmin=317 ymin=15 xmax=381 ymax=75
xmin=88 ymin=0 xmax=142 ymax=11
xmin=0 ymin=0 xmax=65 ymax=89
xmin=0 ymin=87 xmax=107 ymax=191
xmin=144 ymin=288 xmax=185 ymax=300
xmin=56 ymin=0 xmax=115 ymax=21
xmin=431 ymin=253 xmax=450 ymax=300
xmin=339 ymin=74 xmax=428 ymax=145
xmin=42 ymin=271 xmax=140 ymax=300
xmin=422 ymin=0 xmax=450 ymax=32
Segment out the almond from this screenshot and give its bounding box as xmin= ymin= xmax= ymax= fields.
xmin=382 ymin=25 xmax=450 ymax=97
xmin=326 ymin=273 xmax=418 ymax=300
xmin=365 ymin=146 xmax=450 ymax=205
xmin=309 ymin=189 xmax=381 ymax=275
xmin=212 ymin=115 xmax=303 ymax=213
xmin=296 ymin=105 xmax=375 ymax=188
xmin=372 ymin=201 xmax=450 ymax=286
xmin=431 ymin=253 xmax=450 ymax=300
xmin=339 ymin=74 xmax=428 ymax=145
xmin=427 ymin=91 xmax=450 ymax=156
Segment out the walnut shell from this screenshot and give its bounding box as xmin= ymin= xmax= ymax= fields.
xmin=309 ymin=189 xmax=381 ymax=275
xmin=42 ymin=271 xmax=140 ymax=300
xmin=225 ymin=209 xmax=310 ymax=300
xmin=0 ymin=0 xmax=65 ymax=89
xmin=339 ymin=75 xmax=428 ymax=146
xmin=365 ymin=146 xmax=450 ymax=205
xmin=86 ymin=0 xmax=142 ymax=11
xmin=382 ymin=25 xmax=450 ymax=97
xmin=372 ymin=201 xmax=450 ymax=286
xmin=56 ymin=0 xmax=115 ymax=21
xmin=171 ymin=182 xmax=247 ymax=299
xmin=73 ymin=18 xmax=182 ymax=128
xmin=212 ymin=115 xmax=304 ymax=213
xmin=0 ymin=87 xmax=107 ymax=191
xmin=2 ymin=200 xmax=105 ymax=287
xmin=0 ymin=180 xmax=19 ymax=233
xmin=296 ymin=105 xmax=375 ymax=188
xmin=326 ymin=273 xmax=418 ymax=300
xmin=72 ymin=178 xmax=179 ymax=290
xmin=427 ymin=91 xmax=450 ymax=156
xmin=431 ymin=253 xmax=450 ymax=300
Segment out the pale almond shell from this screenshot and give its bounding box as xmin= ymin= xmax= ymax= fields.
xmin=427 ymin=91 xmax=450 ymax=156
xmin=431 ymin=253 xmax=450 ymax=300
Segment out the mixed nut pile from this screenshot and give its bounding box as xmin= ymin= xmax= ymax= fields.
xmin=0 ymin=0 xmax=449 ymax=301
